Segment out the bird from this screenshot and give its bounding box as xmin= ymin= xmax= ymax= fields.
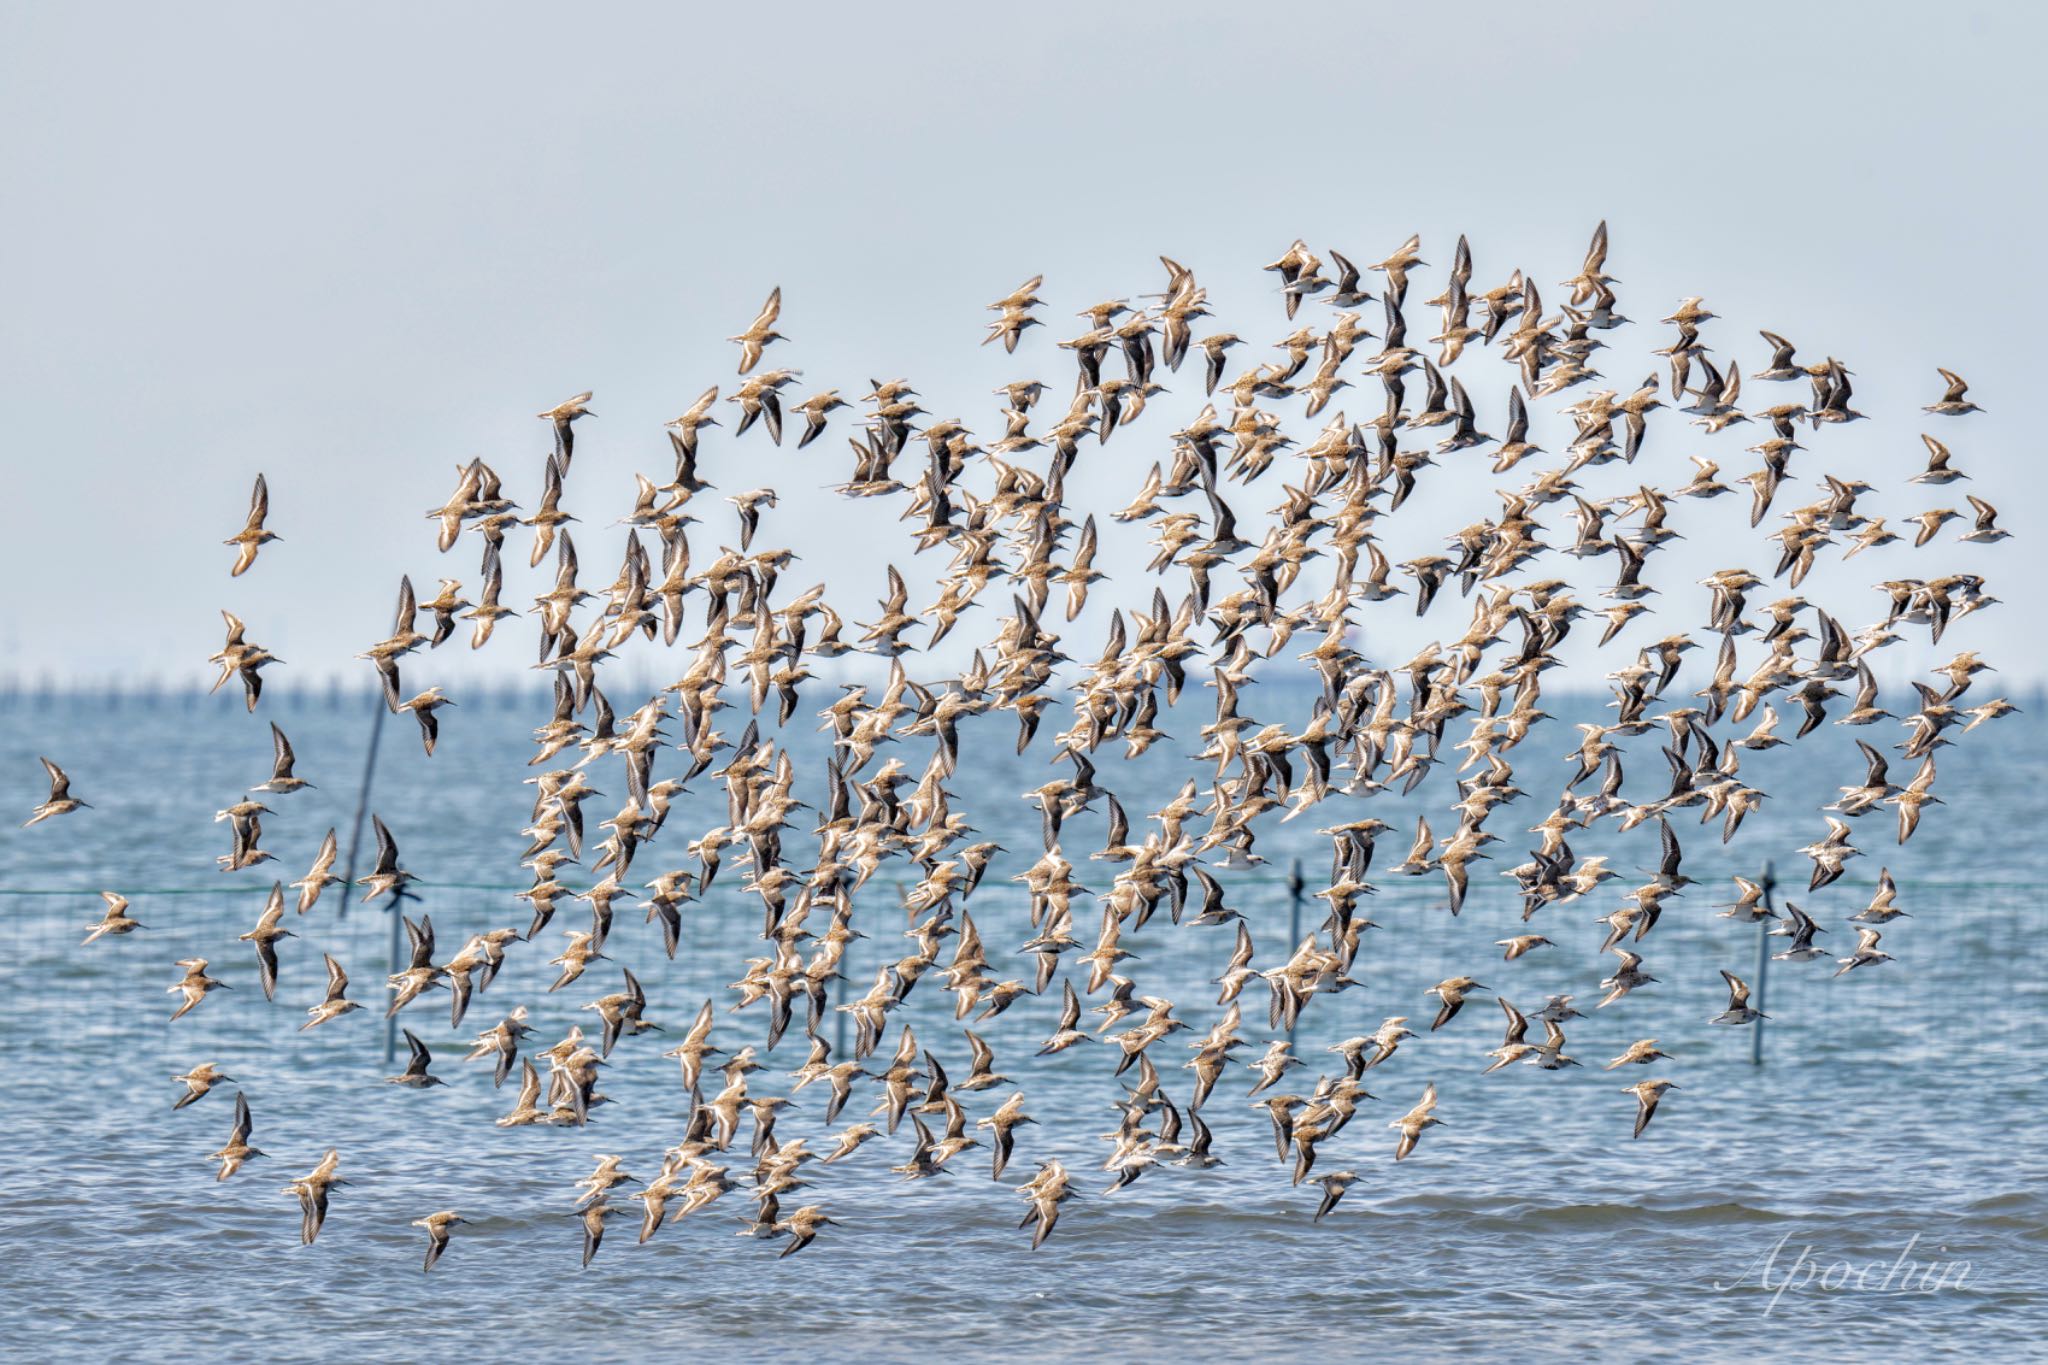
xmin=207 ymin=1093 xmax=263 ymax=1181
xmin=1624 ymin=1079 xmax=1678 ymax=1139
xmin=225 ymin=473 xmax=280 ymax=576
xmin=302 ymin=954 xmax=363 ymax=1029
xmin=281 ymin=1151 xmax=346 ymax=1246
xmin=168 ymin=957 xmax=229 ymax=1021
xmin=1923 ymin=368 xmax=1981 ymax=416
xmin=413 ymin=1211 xmax=464 ymax=1271
xmin=1389 ymin=1082 xmax=1442 ymax=1161
xmin=1017 ymin=1160 xmax=1075 ymax=1249
xmin=824 ymin=1124 xmax=880 ymax=1164
xmin=1771 ymin=903 xmax=1831 ymax=963
xmin=580 ymin=1201 xmax=623 ymax=1267
xmin=976 ymin=1092 xmax=1036 ymax=1179
xmin=355 ymin=815 xmax=417 ymax=905
xmin=793 ymin=390 xmax=847 ymax=448
xmin=1834 ymin=927 xmax=1895 ymax=977
xmin=251 ymin=723 xmax=314 ymax=795
xmin=663 ymin=999 xmax=722 ymax=1091
xmin=1959 ymin=495 xmax=2009 ymax=544
xmin=387 ymin=1029 xmax=447 ymax=1088
xmin=466 ymin=1005 xmax=533 ymax=1087
xmin=772 ymin=1204 xmax=840 ymax=1258
xmin=1799 ymin=818 xmax=1860 ymax=891
xmin=728 ymin=488 xmax=779 ymax=551
xmin=1605 ymin=1039 xmax=1671 ymax=1069
xmin=291 ymin=829 xmax=342 ymax=914
xmin=238 ymin=882 xmax=295 ymax=1000
xmin=1426 ymin=976 xmax=1488 ymax=1030
xmin=537 ymin=391 xmax=596 ymax=470
xmin=1710 ymin=970 xmax=1766 ymax=1025
xmin=574 ymin=1155 xmax=637 ymax=1208
xmin=400 ymin=687 xmax=456 ymax=756
xmin=1598 ymin=951 xmax=1656 ymax=1008
xmin=83 ymin=891 xmax=144 ymax=945
xmin=495 ymin=1058 xmax=548 ymax=1128
xmin=1312 ymin=1171 xmax=1358 ymax=1222
xmin=729 ymin=287 xmax=785 ymax=374
xmin=172 ymin=1061 xmax=232 ymax=1110
xmin=1482 ymin=997 xmax=1535 ymax=1073
xmin=24 ymin=757 xmax=88 ymax=826
xmin=1912 ymin=434 xmax=1969 ymax=486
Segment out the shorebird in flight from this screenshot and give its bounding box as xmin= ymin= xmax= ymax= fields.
xmin=225 ymin=472 xmax=280 ymax=576
xmin=24 ymin=757 xmax=87 ymax=826
xmin=172 ymin=1062 xmax=232 ymax=1110
xmin=729 ymin=287 xmax=785 ymax=375
xmin=291 ymin=829 xmax=342 ymax=914
xmin=1710 ymin=970 xmax=1766 ymax=1025
xmin=537 ymin=391 xmax=595 ymax=471
xmin=208 ymin=1093 xmax=263 ymax=1181
xmin=168 ymin=957 xmax=229 ymax=1022
xmin=413 ymin=1211 xmax=464 ymax=1272
xmin=1625 ymin=1079 xmax=1678 ymax=1138
xmin=250 ymin=723 xmax=313 ymax=795
xmin=281 ymin=1150 xmax=345 ymax=1246
xmin=355 ymin=815 xmax=418 ymax=905
xmin=238 ymin=883 xmax=294 ymax=1000
xmin=1389 ymin=1082 xmax=1442 ymax=1161
xmin=302 ymin=954 xmax=364 ymax=1029
xmin=82 ymin=891 xmax=143 ymax=944
xmin=387 ymin=1029 xmax=447 ymax=1088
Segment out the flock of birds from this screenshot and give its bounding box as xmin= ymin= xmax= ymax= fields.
xmin=27 ymin=221 xmax=2019 ymax=1269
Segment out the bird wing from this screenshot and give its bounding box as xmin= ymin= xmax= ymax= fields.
xmin=372 ymin=815 xmax=399 ymax=874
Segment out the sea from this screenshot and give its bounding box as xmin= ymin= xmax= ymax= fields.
xmin=0 ymin=686 xmax=2042 ymax=1362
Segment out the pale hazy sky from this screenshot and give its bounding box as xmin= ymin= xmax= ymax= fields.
xmin=2 ymin=1 xmax=2040 ymax=688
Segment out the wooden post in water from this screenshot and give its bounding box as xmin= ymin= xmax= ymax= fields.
xmin=1286 ymin=857 xmax=1305 ymax=1044
xmin=383 ymin=886 xmax=405 ymax=1064
xmin=337 ymin=697 xmax=387 ymax=923
xmin=834 ymin=948 xmax=848 ymax=1061
xmin=333 ymin=694 xmax=394 ymax=1060
xmin=1751 ymin=861 xmax=1776 ymax=1066
xmin=1287 ymin=857 xmax=1304 ymax=942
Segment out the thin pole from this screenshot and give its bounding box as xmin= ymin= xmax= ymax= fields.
xmin=337 ymin=697 xmax=388 ymax=922
xmin=333 ymin=694 xmax=393 ymax=1061
xmin=1286 ymin=857 xmax=1304 ymax=1045
xmin=834 ymin=951 xmax=847 ymax=1061
xmin=384 ymin=889 xmax=404 ymax=1063
xmin=1751 ymin=861 xmax=1775 ymax=1066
